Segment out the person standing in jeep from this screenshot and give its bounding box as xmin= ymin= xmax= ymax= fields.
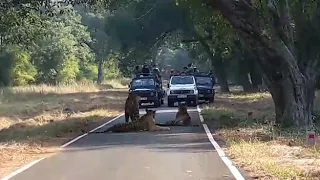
xmin=152 ymin=64 xmax=162 ymax=86
xmin=141 ymin=63 xmax=150 ymax=74
xmin=207 ymin=70 xmax=216 ymax=85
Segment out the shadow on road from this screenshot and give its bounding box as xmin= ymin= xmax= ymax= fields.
xmin=57 ymin=111 xmax=216 ymax=154
xmin=62 ymin=128 xmax=215 ymax=154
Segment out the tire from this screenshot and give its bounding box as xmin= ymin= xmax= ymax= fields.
xmin=208 ymin=96 xmax=214 ymax=103
xmin=167 ymin=99 xmax=174 ymax=107
xmin=154 ymin=99 xmax=161 ymax=108
xmin=161 ymin=98 xmax=164 ymax=105
xmin=191 ymin=97 xmax=199 ymax=107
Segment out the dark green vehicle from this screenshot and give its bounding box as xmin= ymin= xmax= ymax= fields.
xmin=128 ymin=73 xmax=165 ymax=107
xmin=194 ymin=74 xmax=216 ymax=103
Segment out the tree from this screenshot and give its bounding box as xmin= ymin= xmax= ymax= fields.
xmin=196 ymin=0 xmax=320 ymax=127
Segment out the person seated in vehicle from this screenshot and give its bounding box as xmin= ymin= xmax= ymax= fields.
xmin=193 ymin=67 xmax=199 ymax=74
xmin=170 ymin=69 xmax=175 ymax=78
xmin=141 ymin=63 xmax=150 ymax=75
xmin=181 ymin=66 xmax=188 ymax=75
xmin=186 ymin=63 xmax=194 ymax=74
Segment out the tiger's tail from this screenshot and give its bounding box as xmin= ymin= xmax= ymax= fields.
xmin=89 ymin=121 xmax=145 ymax=133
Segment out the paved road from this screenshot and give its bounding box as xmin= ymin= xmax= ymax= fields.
xmin=7 ymin=104 xmax=247 ymax=180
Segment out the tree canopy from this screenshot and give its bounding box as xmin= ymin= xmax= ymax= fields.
xmin=1 ymin=0 xmax=320 ymax=128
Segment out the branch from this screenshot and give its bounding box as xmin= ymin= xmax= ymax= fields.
xmin=181 ymin=34 xmax=212 ymax=43
xmin=134 ymin=2 xmax=156 ymax=20
xmin=148 ymin=28 xmax=176 ymax=50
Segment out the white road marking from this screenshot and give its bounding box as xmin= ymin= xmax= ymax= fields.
xmin=2 ymin=106 xmax=244 ymax=180
xmin=1 ymin=113 xmax=125 ymax=180
xmin=196 ymin=105 xmax=204 ymax=122
xmin=1 ymin=108 xmax=189 ymax=179
xmin=196 ymin=106 xmax=245 ymax=180
xmin=1 ymin=158 xmax=45 ymax=180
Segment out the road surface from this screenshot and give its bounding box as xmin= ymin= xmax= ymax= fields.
xmin=5 ymin=104 xmax=249 ymax=180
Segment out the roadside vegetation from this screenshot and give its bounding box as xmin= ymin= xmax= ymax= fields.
xmin=1 ymin=0 xmax=320 ymax=179
xmin=0 ymin=79 xmax=128 ymax=177
xmin=202 ymin=89 xmax=320 ymax=180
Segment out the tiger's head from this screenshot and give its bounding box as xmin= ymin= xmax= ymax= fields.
xmin=145 ymin=108 xmax=156 ymax=118
xmin=128 ymin=92 xmax=141 ymax=102
xmin=178 ymin=103 xmax=188 ymax=113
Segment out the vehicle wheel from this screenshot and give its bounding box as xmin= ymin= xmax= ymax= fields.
xmin=167 ymin=99 xmax=174 ymax=107
xmin=208 ymin=96 xmax=214 ymax=103
xmin=154 ymin=99 xmax=161 ymax=107
xmin=161 ymin=98 xmax=164 ymax=105
xmin=191 ymin=97 xmax=199 ymax=107
xmin=139 ymin=102 xmax=142 ymax=108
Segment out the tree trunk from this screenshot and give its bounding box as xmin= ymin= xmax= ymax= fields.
xmin=248 ymin=63 xmax=262 ymax=92
xmin=204 ymin=0 xmax=316 ymax=127
xmin=268 ymin=74 xmax=315 ymax=127
xmin=239 ymin=73 xmax=252 ymax=92
xmin=96 ymin=59 xmax=104 ymax=85
xmin=211 ymin=57 xmax=230 ymax=92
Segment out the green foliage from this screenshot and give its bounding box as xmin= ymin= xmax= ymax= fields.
xmin=11 ymin=49 xmax=37 ymax=86
xmin=0 ymin=6 xmax=123 ymax=86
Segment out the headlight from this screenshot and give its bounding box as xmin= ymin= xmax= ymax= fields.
xmin=150 ymin=92 xmax=154 ymax=96
xmin=207 ymin=90 xmax=211 ymax=93
xmin=189 ymin=90 xmax=194 ymax=94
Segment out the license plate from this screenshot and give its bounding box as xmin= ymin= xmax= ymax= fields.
xmin=177 ymin=95 xmax=187 ymax=98
xmin=199 ymin=94 xmax=204 ymax=97
xmin=141 ymin=97 xmax=147 ymax=100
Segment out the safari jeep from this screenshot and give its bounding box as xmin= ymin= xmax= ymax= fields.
xmin=194 ymin=74 xmax=215 ymax=103
xmin=167 ymin=75 xmax=198 ymax=107
xmin=129 ymin=73 xmax=165 ymax=107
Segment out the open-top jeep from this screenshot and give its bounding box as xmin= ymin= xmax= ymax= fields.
xmin=194 ymin=74 xmax=216 ymax=103
xmin=129 ymin=73 xmax=165 ymax=107
xmin=167 ymin=74 xmax=198 ymax=107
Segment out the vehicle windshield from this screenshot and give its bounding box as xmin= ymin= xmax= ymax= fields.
xmin=170 ymin=76 xmax=194 ymax=85
xmin=131 ymin=78 xmax=155 ymax=88
xmin=195 ymin=76 xmax=213 ymax=86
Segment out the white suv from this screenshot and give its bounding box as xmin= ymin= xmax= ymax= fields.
xmin=167 ymin=75 xmax=198 ymax=107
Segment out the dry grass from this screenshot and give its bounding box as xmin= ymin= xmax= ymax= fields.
xmin=0 ymin=78 xmax=129 ymax=178
xmin=201 ymin=90 xmax=320 ymax=180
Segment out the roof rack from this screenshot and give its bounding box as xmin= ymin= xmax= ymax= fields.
xmin=171 ymin=71 xmax=209 ymax=76
xmin=135 ymin=73 xmax=160 ymax=78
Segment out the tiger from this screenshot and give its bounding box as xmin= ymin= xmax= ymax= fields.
xmin=124 ymin=92 xmax=141 ymax=123
xmin=156 ymin=103 xmax=199 ymax=127
xmin=89 ymin=108 xmax=170 ymax=133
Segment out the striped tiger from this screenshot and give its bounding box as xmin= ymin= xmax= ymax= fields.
xmin=156 ymin=104 xmax=199 ymax=127
xmin=124 ymin=92 xmax=141 ymax=123
xmin=89 ymin=109 xmax=170 ymax=133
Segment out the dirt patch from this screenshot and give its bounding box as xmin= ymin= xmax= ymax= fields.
xmin=0 ymin=81 xmax=128 ymax=178
xmin=202 ymin=91 xmax=320 ymax=180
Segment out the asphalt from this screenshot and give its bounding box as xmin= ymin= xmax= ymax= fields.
xmin=7 ymin=104 xmax=248 ymax=180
